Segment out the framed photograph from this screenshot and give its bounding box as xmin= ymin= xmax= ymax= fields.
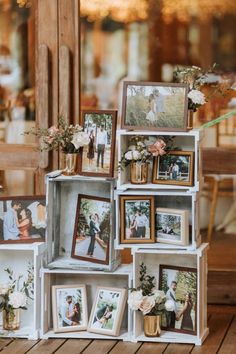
xmin=159 ymin=265 xmax=197 ymax=335
xmin=52 ymin=284 xmax=88 ymax=333
xmin=79 ymin=110 xmax=117 ymax=177
xmin=120 ymin=195 xmax=155 ymax=244
xmin=88 ymin=286 xmax=127 ymax=336
xmin=0 ymin=196 xmax=46 ymax=243
xmin=152 ymin=151 xmax=194 ymax=186
xmin=121 ymin=81 xmax=188 ymax=131
xmin=71 ymin=194 xmax=111 ymax=265
xmin=156 ymin=208 xmax=189 ymax=246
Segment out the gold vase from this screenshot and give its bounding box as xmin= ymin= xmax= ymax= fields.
xmin=143 ymin=315 xmax=161 ymax=337
xmin=3 ymin=309 xmax=21 ymax=330
xmin=130 ymin=162 xmax=148 ymax=184
xmin=62 ymin=153 xmax=78 ymax=176
xmin=187 ymin=110 xmax=194 ymax=130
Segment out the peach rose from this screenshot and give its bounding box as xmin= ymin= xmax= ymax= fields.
xmin=139 ymin=295 xmax=155 ymax=315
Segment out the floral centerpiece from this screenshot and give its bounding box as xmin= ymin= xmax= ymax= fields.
xmin=0 ymin=264 xmax=34 ymax=330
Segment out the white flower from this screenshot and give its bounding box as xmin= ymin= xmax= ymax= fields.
xmin=139 ymin=295 xmax=156 ymax=315
xmin=165 ymin=299 xmax=175 ymax=312
xmin=132 ymin=150 xmax=141 ymax=160
xmin=71 ymin=131 xmax=90 ymax=149
xmin=153 ymin=290 xmax=166 ymax=304
xmin=124 ymin=150 xmax=141 ymax=161
xmin=124 ymin=151 xmax=133 ymax=161
xmin=128 ymin=290 xmax=143 ymax=311
xmin=128 ymin=145 xmax=136 ymax=151
xmin=0 ymin=284 xmax=9 ymax=295
xmin=9 ymin=291 xmax=27 ymax=309
xmin=188 ymin=89 xmax=206 ymax=105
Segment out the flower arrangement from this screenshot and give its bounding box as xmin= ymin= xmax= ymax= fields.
xmin=128 ymin=263 xmax=173 ymax=316
xmin=25 ymin=116 xmax=89 ymax=153
xmin=0 ymin=264 xmax=34 ymax=318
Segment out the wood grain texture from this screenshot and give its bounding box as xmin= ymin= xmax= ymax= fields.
xmin=0 ymin=339 xmax=13 ymax=351
xmin=59 ymin=45 xmax=71 ymax=122
xmin=202 ymin=148 xmax=236 ymax=175
xmin=208 ymin=271 xmax=236 ymax=305
xmin=218 ymin=315 xmax=236 ymax=354
xmin=0 ymin=144 xmax=39 ymax=169
xmin=82 ymin=340 xmax=117 ymax=354
xmin=164 ymin=343 xmax=193 ymax=354
xmin=55 ymin=339 xmax=92 ymax=354
xmin=137 ymin=342 xmax=168 ymax=354
xmin=109 ymin=341 xmax=142 ymax=354
xmin=0 ymin=339 xmax=38 ymax=354
xmin=27 ymin=339 xmax=66 ymax=354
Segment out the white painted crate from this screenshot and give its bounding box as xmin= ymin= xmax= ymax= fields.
xmin=40 ymin=264 xmax=133 ymax=340
xmin=132 ymin=244 xmax=209 ymax=345
xmin=117 ymin=129 xmax=203 ymax=192
xmin=0 ymin=242 xmax=45 ymax=340
xmin=45 ymin=173 xmax=120 ymax=271
xmin=115 ymin=189 xmax=201 ymax=251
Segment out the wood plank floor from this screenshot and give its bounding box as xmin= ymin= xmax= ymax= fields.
xmin=0 ymin=306 xmax=235 ymax=354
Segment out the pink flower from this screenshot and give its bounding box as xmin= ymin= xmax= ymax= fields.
xmin=148 ymin=138 xmax=167 ymax=157
xmin=139 ymin=295 xmax=155 ymax=315
xmin=48 ymin=125 xmax=59 ymax=136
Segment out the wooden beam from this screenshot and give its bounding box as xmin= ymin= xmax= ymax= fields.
xmin=0 ymin=144 xmax=39 ymax=170
xmin=202 ymin=148 xmax=236 ymax=175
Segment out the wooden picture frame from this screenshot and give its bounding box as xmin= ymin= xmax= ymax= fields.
xmin=120 ymin=195 xmax=155 ymax=244
xmin=87 ymin=286 xmax=127 ymax=336
xmin=152 ymin=151 xmax=194 ymax=186
xmin=156 ymin=208 xmax=189 ymax=246
xmin=159 ymin=265 xmax=197 ymax=335
xmin=0 ymin=195 xmax=46 ymax=244
xmin=121 ymin=81 xmax=188 ymax=131
xmin=78 ymin=110 xmax=117 ymax=177
xmin=71 ymin=194 xmax=111 ymax=265
xmin=52 ymin=284 xmax=88 ymax=333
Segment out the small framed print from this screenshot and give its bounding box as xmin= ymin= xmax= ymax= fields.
xmin=159 ymin=265 xmax=197 ymax=335
xmin=156 ymin=208 xmax=189 ymax=246
xmin=120 ymin=195 xmax=155 ymax=244
xmin=0 ymin=196 xmax=46 ymax=243
xmin=152 ymin=151 xmax=194 ymax=186
xmin=121 ymin=81 xmax=188 ymax=131
xmin=79 ymin=110 xmax=117 ymax=177
xmin=71 ymin=194 xmax=111 ymax=265
xmin=88 ymin=286 xmax=127 ymax=336
xmin=52 ymin=284 xmax=88 ymax=333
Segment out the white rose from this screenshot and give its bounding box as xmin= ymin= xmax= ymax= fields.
xmin=71 ymin=132 xmax=90 ymax=149
xmin=153 ymin=290 xmax=166 ymax=304
xmin=132 ymin=150 xmax=141 ymax=160
xmin=128 ymin=290 xmax=143 ymax=311
xmin=9 ymin=291 xmax=27 ymax=309
xmin=0 ymin=284 xmax=9 ymax=295
xmin=165 ymin=299 xmax=175 ymax=312
xmin=128 ymin=145 xmax=136 ymax=151
xmin=188 ymin=89 xmax=206 ymax=105
xmin=139 ymin=295 xmax=155 ymax=315
xmin=124 ymin=151 xmax=133 ymax=161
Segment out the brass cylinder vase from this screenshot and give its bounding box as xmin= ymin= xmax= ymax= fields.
xmin=130 ymin=162 xmax=148 ymax=184
xmin=3 ymin=309 xmax=21 ymax=331
xmin=143 ymin=315 xmax=161 ymax=337
xmin=62 ymin=153 xmax=78 ymax=176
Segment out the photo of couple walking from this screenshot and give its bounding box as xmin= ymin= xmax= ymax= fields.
xmin=0 ymin=197 xmax=46 ymax=242
xmin=160 ymin=266 xmax=197 ymax=334
xmin=71 ymin=195 xmax=111 ymax=265
xmin=125 ymin=200 xmax=150 ymax=240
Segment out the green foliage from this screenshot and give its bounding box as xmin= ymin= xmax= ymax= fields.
xmin=137 ymin=262 xmax=156 ymax=296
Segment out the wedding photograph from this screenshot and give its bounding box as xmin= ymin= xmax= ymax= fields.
xmin=79 ymin=110 xmax=117 ymax=177
xmin=152 ymin=151 xmax=194 ymax=186
xmin=0 ymin=196 xmax=46 ymax=243
xmin=88 ymin=287 xmax=127 ymax=336
xmin=120 ymin=195 xmax=155 ymax=244
xmin=121 ymin=81 xmax=188 ymax=131
xmin=156 ymin=208 xmax=189 ymax=245
xmin=52 ymin=284 xmax=88 ymax=333
xmin=71 ymin=194 xmax=111 ymax=265
xmin=159 ymin=265 xmax=197 ymax=334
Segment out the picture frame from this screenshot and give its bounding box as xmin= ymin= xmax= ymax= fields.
xmin=71 ymin=194 xmax=111 ymax=265
xmin=120 ymin=195 xmax=155 ymax=244
xmin=87 ymin=286 xmax=127 ymax=336
xmin=79 ymin=110 xmax=117 ymax=177
xmin=0 ymin=195 xmax=46 ymax=243
xmin=152 ymin=151 xmax=194 ymax=186
xmin=156 ymin=208 xmax=189 ymax=246
xmin=159 ymin=265 xmax=197 ymax=335
xmin=52 ymin=284 xmax=88 ymax=333
xmin=121 ymin=81 xmax=188 ymax=131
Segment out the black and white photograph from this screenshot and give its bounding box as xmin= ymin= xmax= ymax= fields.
xmin=156 ymin=208 xmax=189 ymax=245
xmin=121 ymin=81 xmax=188 ymax=131
xmin=71 ymin=194 xmax=111 ymax=265
xmin=120 ymin=195 xmax=155 ymax=244
xmin=0 ymin=196 xmax=46 ymax=243
xmin=52 ymin=284 xmax=88 ymax=333
xmin=153 ymin=151 xmax=194 ymax=186
xmin=159 ymin=265 xmax=197 ymax=334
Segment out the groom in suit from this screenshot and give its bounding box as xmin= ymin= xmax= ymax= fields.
xmin=166 ymin=281 xmax=178 ymax=328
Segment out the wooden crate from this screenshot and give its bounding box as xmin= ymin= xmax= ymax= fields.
xmin=45 ymin=173 xmax=120 ymax=271
xmin=0 ymin=242 xmax=45 ymax=340
xmin=115 ymin=189 xmax=201 ymax=250
xmin=117 ymin=129 xmax=203 ymax=193
xmin=132 ymin=244 xmax=209 ymax=345
xmin=40 ymin=265 xmax=132 ymax=340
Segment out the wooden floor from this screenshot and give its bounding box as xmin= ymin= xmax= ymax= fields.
xmin=0 ymin=306 xmax=236 ymax=354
